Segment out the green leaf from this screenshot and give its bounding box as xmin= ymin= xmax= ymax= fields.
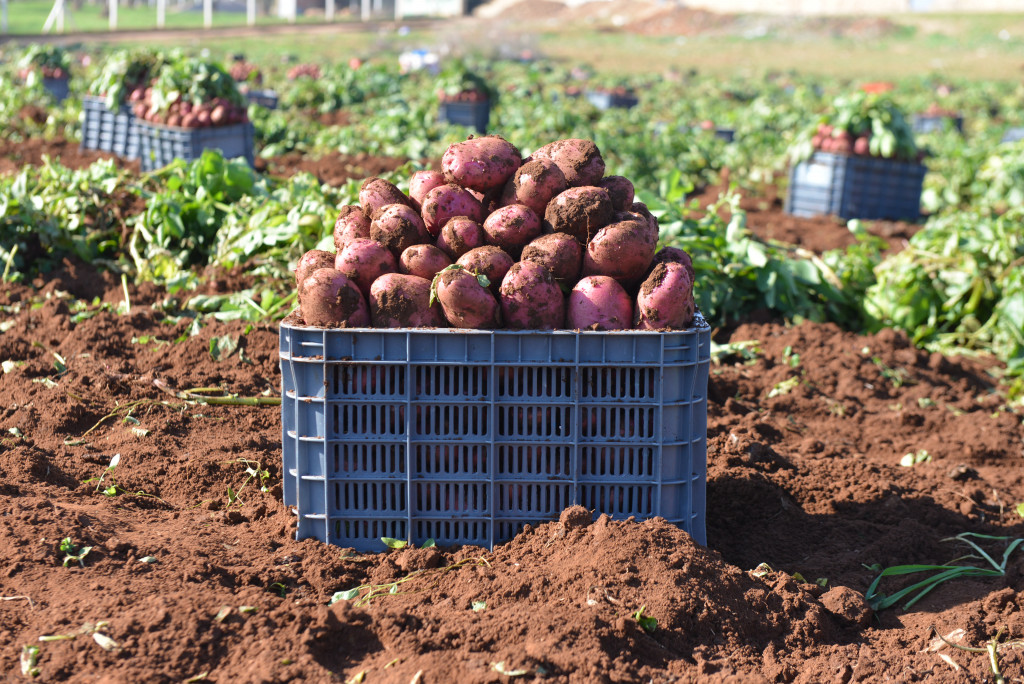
xmin=1014 ymin=503 xmax=1024 ymax=518
xmin=381 ymin=537 xmax=408 ymax=549
xmin=472 ymin=600 xmax=487 ymax=612
xmin=209 ymin=335 xmax=239 ymax=361
xmin=632 ymin=606 xmax=657 ymax=633
xmin=421 ymin=538 xmax=436 ymax=549
xmin=767 ymin=376 xmax=799 ymax=398
xmin=20 ymin=645 xmax=40 ymax=677
xmin=330 ymin=588 xmax=362 ymax=604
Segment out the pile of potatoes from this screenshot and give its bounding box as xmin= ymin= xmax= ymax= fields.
xmin=295 ymin=135 xmax=697 ymax=332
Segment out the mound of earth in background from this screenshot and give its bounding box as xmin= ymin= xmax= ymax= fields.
xmin=0 ymin=261 xmax=1021 ymax=681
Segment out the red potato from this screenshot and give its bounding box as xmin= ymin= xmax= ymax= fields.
xmin=332 ymin=205 xmax=371 ymax=252
xmin=627 ymin=201 xmax=660 ymax=235
xmin=369 ymin=273 xmax=446 ymax=328
xmin=567 ymin=276 xmax=632 ymax=331
xmin=520 ymin=233 xmax=583 ymax=284
xmin=370 ymin=203 xmax=431 ymax=257
xmin=295 ymin=249 xmax=336 ymax=287
xmin=441 ymin=135 xmax=522 ymax=192
xmin=531 ymin=138 xmax=605 ymax=187
xmin=456 ymin=246 xmax=514 ymax=295
xmin=436 ymin=216 xmax=487 ymax=259
xmin=482 ymin=204 xmax=541 ymax=256
xmin=431 ymin=265 xmax=501 ymax=329
xmin=359 ymin=177 xmax=413 ymax=219
xmin=399 ymin=244 xmax=452 ymax=280
xmin=543 ymin=186 xmax=614 ymax=245
xmin=499 ymin=157 xmax=567 ymax=215
xmin=335 ymin=238 xmax=398 ymax=298
xmin=499 ymin=261 xmax=564 ymax=330
xmin=421 ymin=183 xmax=486 ymax=237
xmin=583 ymin=218 xmax=657 ymax=283
xmin=650 ymin=246 xmax=695 ymax=283
xmin=299 ymin=268 xmax=370 ymax=328
xmin=598 ymin=176 xmax=635 ymax=211
xmin=409 ymin=170 xmax=447 ymax=211
xmin=634 ymin=262 xmax=696 ymax=330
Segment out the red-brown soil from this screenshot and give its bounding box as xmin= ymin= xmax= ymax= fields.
xmin=0 ymin=137 xmax=142 ymax=176
xmin=1 ymin=259 xmax=1021 ymax=682
xmin=261 ymin=150 xmax=409 ymax=186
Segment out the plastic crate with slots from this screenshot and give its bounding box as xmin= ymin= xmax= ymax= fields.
xmin=245 ymin=89 xmax=279 ymax=109
xmin=785 ymin=151 xmax=926 ymax=221
xmin=584 ymin=91 xmax=638 ymax=110
xmin=438 ymin=101 xmax=489 ymax=134
xmin=1001 ymin=127 xmax=1024 ymax=144
xmin=911 ymin=114 xmax=963 ymax=134
xmin=137 ymin=120 xmax=255 ymax=171
xmin=43 ymin=77 xmax=70 ymax=102
xmin=279 ymin=319 xmax=711 ymax=552
xmin=80 ymin=96 xmax=140 ymax=159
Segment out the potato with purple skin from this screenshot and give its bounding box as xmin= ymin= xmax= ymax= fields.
xmin=650 ymin=246 xmax=695 ymax=283
xmin=628 ymin=201 xmax=659 ymax=235
xmin=456 ymin=246 xmax=514 ymax=295
xmin=408 ymin=170 xmax=446 ymax=211
xmin=634 ymin=262 xmax=696 ymax=330
xmin=335 ymin=238 xmax=398 ymax=298
xmin=369 ymin=273 xmax=446 ymax=328
xmin=299 ymin=268 xmax=370 ymax=328
xmin=295 ymin=249 xmax=336 ymax=287
xmin=370 ymin=203 xmax=431 ymax=257
xmin=441 ymin=135 xmax=522 ymax=192
xmin=359 ymin=177 xmax=412 ymax=219
xmin=520 ymin=233 xmax=582 ymax=284
xmin=332 ymin=205 xmax=371 ymax=252
xmin=399 ymin=244 xmax=452 ymax=280
xmin=567 ymin=276 xmax=632 ymax=331
xmin=436 ymin=216 xmax=487 ymax=259
xmin=499 ymin=157 xmax=567 ymax=215
xmin=499 ymin=261 xmax=564 ymax=330
xmin=482 ymin=204 xmax=541 ymax=256
xmin=421 ymin=183 xmax=486 ymax=237
xmin=583 ymin=218 xmax=657 ymax=283
xmin=598 ymin=176 xmax=634 ymax=211
xmin=532 ymin=138 xmax=605 ymax=187
xmin=543 ymin=186 xmax=614 ymax=244
xmin=430 ymin=265 xmax=501 ymax=329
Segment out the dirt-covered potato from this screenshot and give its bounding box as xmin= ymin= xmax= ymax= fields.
xmin=582 ymin=218 xmax=657 ymax=283
xmin=335 ymin=238 xmax=398 ymax=298
xmin=520 ymin=233 xmax=582 ymax=284
xmin=408 ymin=170 xmax=447 ymax=211
xmin=359 ymin=177 xmax=412 ymax=219
xmin=598 ymin=176 xmax=635 ymax=211
xmin=566 ymin=276 xmax=632 ymax=331
xmin=482 ymin=204 xmax=541 ymax=256
xmin=399 ymin=244 xmax=453 ymax=280
xmin=431 ymin=265 xmax=501 ymax=329
xmin=441 ymin=135 xmax=522 ymax=192
xmin=436 ymin=216 xmax=487 ymax=259
xmin=421 ymin=183 xmax=486 ymax=236
xmin=499 ymin=260 xmax=564 ymax=330
xmin=299 ymin=268 xmax=370 ymax=328
xmin=369 ymin=273 xmax=446 ymax=328
xmin=332 ymin=205 xmax=371 ymax=252
xmin=456 ymin=246 xmax=514 ymax=295
xmin=634 ymin=262 xmax=696 ymax=330
xmin=532 ymin=138 xmax=605 ymax=187
xmin=295 ymin=249 xmax=336 ymax=287
xmin=370 ymin=203 xmax=431 ymax=257
xmin=499 ymin=157 xmax=567 ymax=215
xmin=543 ymin=186 xmax=614 ymax=244
xmin=650 ymin=246 xmax=695 ymax=283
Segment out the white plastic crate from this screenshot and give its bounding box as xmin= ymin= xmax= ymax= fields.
xmin=279 ymin=317 xmax=711 ymax=551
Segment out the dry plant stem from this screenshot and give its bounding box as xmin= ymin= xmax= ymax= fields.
xmin=1 ymin=596 xmax=35 ymax=609
xmin=153 ymin=379 xmax=281 ymax=406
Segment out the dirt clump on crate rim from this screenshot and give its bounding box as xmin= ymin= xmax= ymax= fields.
xmin=0 ymin=263 xmax=1023 ymax=682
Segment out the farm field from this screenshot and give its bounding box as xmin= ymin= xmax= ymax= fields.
xmin=1 ymin=11 xmax=1024 ymax=682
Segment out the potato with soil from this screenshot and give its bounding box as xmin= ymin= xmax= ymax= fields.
xmin=650 ymin=246 xmax=695 ymax=283
xmin=543 ymin=186 xmax=614 ymax=244
xmin=299 ymin=268 xmax=370 ymax=328
xmin=583 ymin=218 xmax=658 ymax=283
xmin=436 ymin=216 xmax=487 ymax=259
xmin=499 ymin=260 xmax=564 ymax=330
xmin=332 ymin=205 xmax=371 ymax=251
xmin=295 ymin=249 xmax=336 ymax=287
xmin=430 ymin=265 xmax=501 ymax=329
xmin=421 ymin=184 xmax=486 ymax=236
xmin=359 ymin=177 xmax=412 ymax=218
xmin=532 ymin=138 xmax=605 ymax=187
xmin=482 ymin=204 xmax=541 ymax=256
xmin=441 ymin=135 xmax=522 ymax=192
xmin=499 ymin=157 xmax=567 ymax=215
xmin=520 ymin=233 xmax=583 ymax=284
xmin=566 ymin=276 xmax=632 ymax=330
xmin=598 ymin=176 xmax=635 ymax=211
xmin=456 ymin=246 xmax=514 ymax=295
xmin=408 ymin=170 xmax=447 ymax=211
xmin=369 ymin=273 xmax=446 ymax=328
xmin=399 ymin=244 xmax=453 ymax=280
xmin=370 ymin=203 xmax=431 ymax=257
xmin=634 ymin=262 xmax=696 ymax=330
xmin=335 ymin=238 xmax=398 ymax=298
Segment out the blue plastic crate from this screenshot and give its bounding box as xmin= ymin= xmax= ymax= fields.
xmin=137 ymin=120 xmax=255 ymax=171
xmin=43 ymin=77 xmax=69 ymax=102
xmin=911 ymin=114 xmax=963 ymax=134
xmin=1001 ymin=127 xmax=1024 ymax=144
xmin=714 ymin=128 xmax=735 ymax=143
xmin=80 ymin=96 xmax=140 ymax=160
xmin=438 ymin=100 xmax=489 ymax=134
xmin=245 ymin=89 xmax=279 ymax=110
xmin=279 ymin=318 xmax=711 ymax=552
xmin=785 ymin=151 xmax=926 ymax=221
xmin=584 ymin=91 xmax=639 ymax=110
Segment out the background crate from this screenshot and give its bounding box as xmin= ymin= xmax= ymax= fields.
xmin=43 ymin=77 xmax=70 ymax=102
xmin=785 ymin=151 xmax=926 ymax=221
xmin=137 ymin=120 xmax=255 ymax=171
xmin=585 ymin=91 xmax=639 ymax=110
xmin=912 ymin=113 xmax=963 ymax=134
xmin=438 ymin=100 xmax=489 ymax=133
xmin=80 ymin=96 xmax=140 ymax=159
xmin=714 ymin=128 xmax=735 ymax=142
xmin=245 ymin=89 xmax=279 ymax=109
xmin=1001 ymin=127 xmax=1024 ymax=144
xmin=280 ymin=320 xmax=712 ymax=552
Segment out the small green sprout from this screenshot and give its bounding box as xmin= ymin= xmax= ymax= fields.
xmin=59 ymin=538 xmax=92 ymax=568
xmin=632 ymin=605 xmax=657 ymax=633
